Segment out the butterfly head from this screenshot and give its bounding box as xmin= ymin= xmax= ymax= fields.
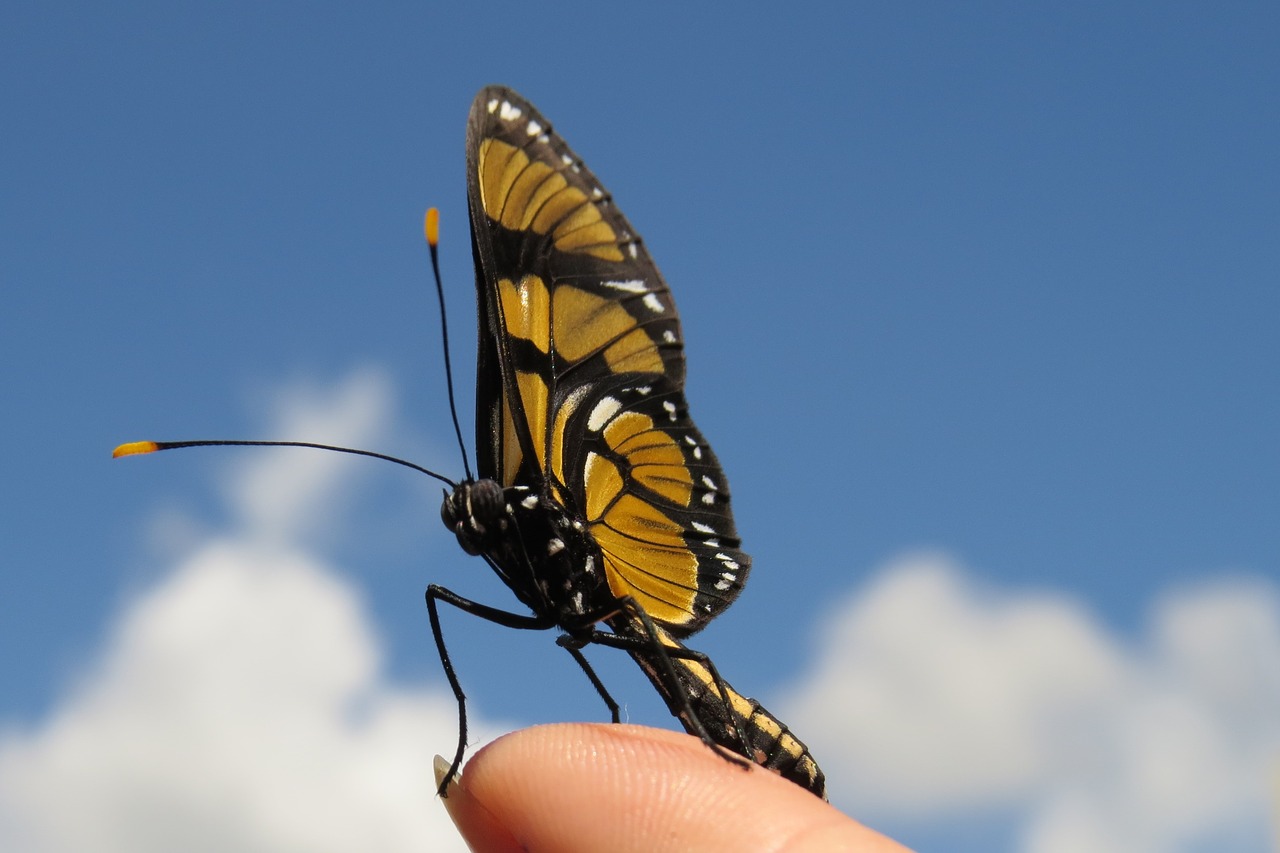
xmin=441 ymin=478 xmax=508 ymax=557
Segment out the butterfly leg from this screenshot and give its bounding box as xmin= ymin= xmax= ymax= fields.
xmin=425 ymin=583 xmax=555 ymax=796
xmin=659 ymin=647 xmax=754 ymax=764
xmin=587 ymin=598 xmax=753 ymax=770
xmin=555 ymin=635 xmax=622 ymax=723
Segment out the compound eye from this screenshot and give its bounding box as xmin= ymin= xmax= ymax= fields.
xmin=440 ymin=492 xmax=457 ymax=531
xmin=441 ymin=481 xmax=501 ymax=557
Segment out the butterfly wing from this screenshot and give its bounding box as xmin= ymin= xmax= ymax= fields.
xmin=464 ymin=86 xmax=748 ymax=636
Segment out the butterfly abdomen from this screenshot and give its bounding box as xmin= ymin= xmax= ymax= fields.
xmin=613 ymin=614 xmax=828 ymax=800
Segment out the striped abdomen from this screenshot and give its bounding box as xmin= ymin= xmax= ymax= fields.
xmin=610 ymin=614 xmax=827 ymax=800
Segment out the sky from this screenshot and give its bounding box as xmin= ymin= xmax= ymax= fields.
xmin=2 ymin=3 xmax=1277 ymax=851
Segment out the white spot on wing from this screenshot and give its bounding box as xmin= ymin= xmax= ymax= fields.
xmin=702 ymin=475 xmax=717 ymax=491
xmin=604 ymin=279 xmax=648 ymax=293
xmin=526 ymin=119 xmax=543 ymax=136
xmin=588 ymin=396 xmax=623 ymax=431
xmin=715 ymin=554 xmax=739 ymax=572
xmin=521 ymin=494 xmax=539 ymax=509
xmin=663 ymin=330 xmax=677 ymax=343
xmin=692 ymin=522 xmax=714 ymax=534
xmin=643 ymin=293 xmax=664 ymax=313
xmin=499 ymin=100 xmax=522 ymax=121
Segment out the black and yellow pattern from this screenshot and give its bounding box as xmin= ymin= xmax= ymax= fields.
xmin=466 ymin=87 xmax=747 ymax=635
xmin=111 ymin=85 xmax=826 ymax=800
xmin=616 ymin=612 xmax=827 ymax=797
xmin=437 ymin=86 xmax=825 ymax=800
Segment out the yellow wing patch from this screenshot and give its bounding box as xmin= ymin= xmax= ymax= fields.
xmin=583 ymin=451 xmax=624 ymax=522
xmin=602 ymin=412 xmax=692 ymax=505
xmin=498 ymin=275 xmax=551 ymax=354
xmin=477 ymin=138 xmax=623 ymax=261
xmin=500 ymin=403 xmax=523 ymax=487
xmin=604 ymin=329 xmax=664 ymax=374
xmin=593 ymin=494 xmax=698 ymax=626
xmin=515 ymin=371 xmax=549 ymax=472
xmin=578 ymin=402 xmax=700 ymax=626
xmin=551 ymin=286 xmax=663 ymax=374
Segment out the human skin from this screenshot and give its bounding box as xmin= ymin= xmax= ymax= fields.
xmin=437 ymin=723 xmax=914 ymax=852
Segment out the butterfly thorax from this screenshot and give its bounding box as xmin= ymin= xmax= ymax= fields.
xmin=442 ymin=478 xmax=611 ymax=628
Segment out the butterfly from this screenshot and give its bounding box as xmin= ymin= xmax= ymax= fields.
xmin=433 ymin=86 xmax=826 ymax=799
xmin=113 ymin=84 xmax=826 ymax=801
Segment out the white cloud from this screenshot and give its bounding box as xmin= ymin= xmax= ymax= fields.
xmin=11 ymin=367 xmax=1278 ymax=853
xmin=784 ymin=553 xmax=1280 ymax=853
xmin=0 ymin=372 xmax=482 ymax=853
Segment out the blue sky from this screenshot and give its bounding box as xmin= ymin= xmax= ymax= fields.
xmin=2 ymin=3 xmax=1277 ymax=851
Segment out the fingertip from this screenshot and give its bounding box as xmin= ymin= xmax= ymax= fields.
xmin=451 ymin=724 xmax=909 ymax=852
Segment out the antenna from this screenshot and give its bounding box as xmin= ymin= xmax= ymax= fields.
xmin=425 ymin=209 xmax=473 ymax=481
xmin=115 ymin=210 xmax=473 ymax=489
xmin=113 ymin=439 xmax=456 ymax=487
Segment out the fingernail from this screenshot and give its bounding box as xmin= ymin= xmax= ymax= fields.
xmin=433 ymin=754 xmax=460 ymax=799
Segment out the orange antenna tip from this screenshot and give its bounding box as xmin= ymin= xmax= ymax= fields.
xmin=113 ymin=441 xmax=160 ymax=459
xmin=425 ymin=208 xmax=440 ymax=247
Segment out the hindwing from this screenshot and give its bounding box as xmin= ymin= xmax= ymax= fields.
xmin=465 ymin=86 xmax=747 ymax=635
